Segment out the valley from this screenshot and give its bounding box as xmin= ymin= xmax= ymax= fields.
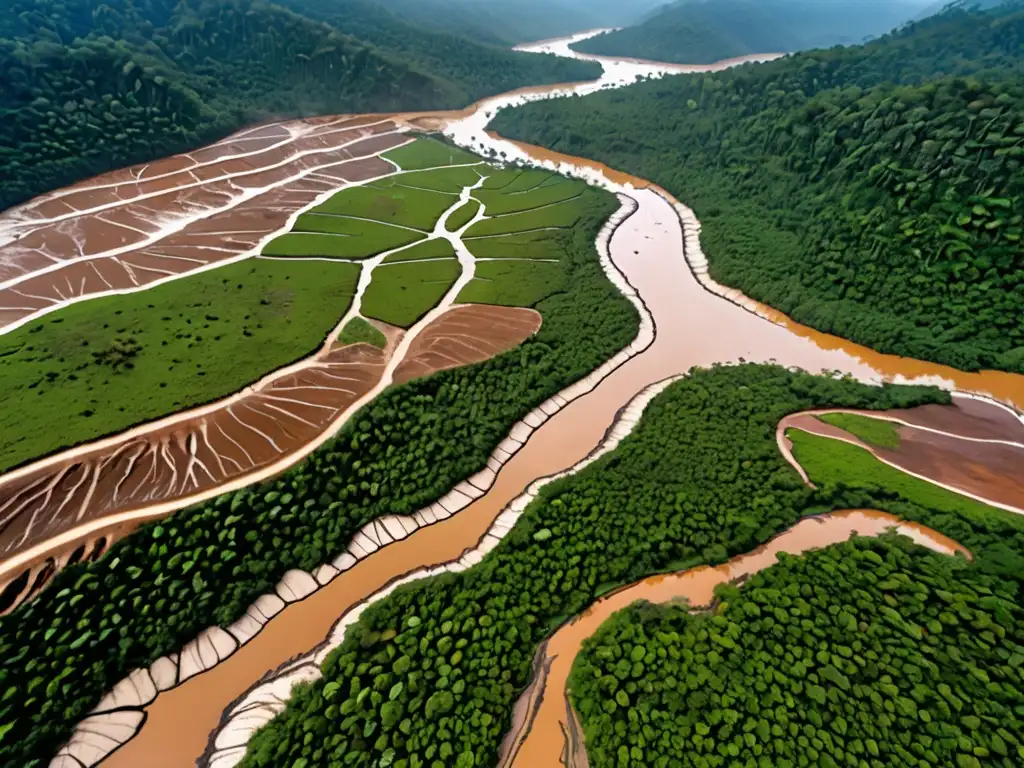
xmin=0 ymin=8 xmax=1021 ymax=768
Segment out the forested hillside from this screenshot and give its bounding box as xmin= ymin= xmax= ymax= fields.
xmin=277 ymin=0 xmax=595 ymax=89
xmin=0 ymin=0 xmax=598 ymax=211
xmin=573 ymin=0 xmax=928 ymax=63
xmin=369 ymin=0 xmax=662 ymax=46
xmin=495 ymin=3 xmax=1024 ymax=373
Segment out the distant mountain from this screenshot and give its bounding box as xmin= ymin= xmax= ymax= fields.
xmin=369 ymin=0 xmax=664 ymax=46
xmin=0 ymin=0 xmax=599 ymax=211
xmin=915 ymin=0 xmax=1007 ymax=19
xmin=572 ymin=0 xmax=929 ymax=63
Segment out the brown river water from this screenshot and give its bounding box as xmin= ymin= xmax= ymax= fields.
xmin=2 ymin=29 xmax=1019 ymax=768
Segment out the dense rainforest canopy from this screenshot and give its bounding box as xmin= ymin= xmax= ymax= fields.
xmin=494 ymin=2 xmax=1024 ymax=373
xmin=0 ymin=0 xmax=598 ymax=211
xmin=573 ymin=0 xmax=929 ymax=64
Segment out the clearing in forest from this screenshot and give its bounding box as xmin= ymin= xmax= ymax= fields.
xmin=1 ymin=139 xmax=590 ymax=472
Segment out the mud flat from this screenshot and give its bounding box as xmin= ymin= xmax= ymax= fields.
xmin=0 ymin=118 xmax=407 ymax=333
xmin=777 ymin=399 xmax=1024 ymax=513
xmin=497 ymin=510 xmax=968 ymax=768
xmin=0 ymin=336 xmax=395 ymax=610
xmin=393 ymin=304 xmax=543 ymax=385
xmin=0 ymin=167 xmax=553 ymax=601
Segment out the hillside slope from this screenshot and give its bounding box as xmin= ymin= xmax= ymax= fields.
xmin=0 ymin=0 xmax=598 ymax=212
xmin=495 ymin=3 xmax=1024 ymax=373
xmin=369 ymin=0 xmax=663 ymax=46
xmin=278 ymin=0 xmax=601 ymax=87
xmin=573 ymin=0 xmax=927 ymax=63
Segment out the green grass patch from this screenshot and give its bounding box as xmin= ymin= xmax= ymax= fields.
xmin=384 ymin=137 xmax=480 ymax=171
xmin=362 ymin=259 xmax=461 ymax=328
xmin=0 ymin=258 xmax=359 ymax=472
xmin=788 ymin=428 xmax=1001 ymax=522
xmin=382 ymin=238 xmax=456 ymax=264
xmin=480 ymin=168 xmax=526 ymax=190
xmin=502 ymin=169 xmax=560 ymax=193
xmin=446 ymin=200 xmax=480 ymax=232
xmin=266 ymin=220 xmax=425 ymax=260
xmin=313 ymin=178 xmax=454 ymax=231
xmin=819 ymin=412 xmax=902 ymax=448
xmin=398 ymin=166 xmax=490 ymax=194
xmin=458 ymin=260 xmax=565 ymax=307
xmin=464 ymin=229 xmax=566 ymax=261
xmin=465 ymin=197 xmax=583 ymax=236
xmin=337 ymin=317 xmax=387 ymax=349
xmin=475 ymin=175 xmax=585 ymax=215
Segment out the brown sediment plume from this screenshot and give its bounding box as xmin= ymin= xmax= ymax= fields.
xmin=498 ymin=510 xmax=967 ymax=768
xmin=778 ymin=401 xmax=1024 ymax=512
xmin=393 ymin=304 xmax=542 ymax=385
xmin=0 ymin=118 xmax=406 ymax=331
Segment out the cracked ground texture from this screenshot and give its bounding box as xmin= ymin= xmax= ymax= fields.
xmin=0 ymin=141 xmax=588 ymax=615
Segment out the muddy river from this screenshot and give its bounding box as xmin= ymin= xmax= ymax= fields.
xmin=0 ymin=28 xmax=1019 ymax=768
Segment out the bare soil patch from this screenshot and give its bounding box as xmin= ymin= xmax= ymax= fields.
xmin=393 ymin=304 xmax=542 ymax=385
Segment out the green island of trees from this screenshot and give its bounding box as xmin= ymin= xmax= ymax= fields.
xmin=231 ymin=365 xmax=1023 ymax=768
xmin=569 ymin=534 xmax=1024 ymax=768
xmin=0 ymin=171 xmax=638 ymax=767
xmin=0 ymin=0 xmax=599 ymax=211
xmin=493 ymin=2 xmax=1024 ymax=373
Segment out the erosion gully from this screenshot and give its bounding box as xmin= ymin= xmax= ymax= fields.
xmin=0 ymin=28 xmax=1018 ymax=768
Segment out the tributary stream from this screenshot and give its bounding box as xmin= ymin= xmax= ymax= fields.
xmin=22 ymin=28 xmax=1024 ymax=768
xmin=496 ymin=510 xmax=968 ymax=768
